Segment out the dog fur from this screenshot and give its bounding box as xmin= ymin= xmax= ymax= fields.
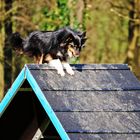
xmin=10 ymin=27 xmax=86 ymax=76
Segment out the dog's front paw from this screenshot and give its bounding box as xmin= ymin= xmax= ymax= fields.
xmin=57 ymin=70 xmax=65 ymax=76
xmin=66 ymin=69 xmax=74 ymax=75
xmin=62 ymin=63 xmax=74 ymax=76
xmin=48 ymin=59 xmax=65 ymax=76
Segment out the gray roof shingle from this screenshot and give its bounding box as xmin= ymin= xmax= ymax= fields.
xmin=26 ymin=64 xmax=140 ymax=139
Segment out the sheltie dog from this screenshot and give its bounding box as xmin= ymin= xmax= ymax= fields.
xmin=10 ymin=27 xmax=86 ymax=76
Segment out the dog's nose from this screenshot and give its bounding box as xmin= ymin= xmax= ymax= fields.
xmin=74 ymin=50 xmax=80 ymax=57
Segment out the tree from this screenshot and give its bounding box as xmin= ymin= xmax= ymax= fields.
xmin=126 ymin=0 xmax=140 ymax=71
xmin=4 ymin=0 xmax=13 ymax=94
xmin=105 ymin=0 xmax=140 ymax=78
xmin=0 ymin=0 xmax=4 ymax=100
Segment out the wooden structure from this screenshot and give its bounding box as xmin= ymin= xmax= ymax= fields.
xmin=0 ymin=64 xmax=140 ymax=140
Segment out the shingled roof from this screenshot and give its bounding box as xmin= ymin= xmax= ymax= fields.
xmin=0 ymin=64 xmax=140 ymax=140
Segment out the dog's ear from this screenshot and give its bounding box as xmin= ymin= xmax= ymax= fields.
xmin=78 ymin=31 xmax=86 ymax=38
xmin=79 ymin=31 xmax=87 ymax=47
xmin=82 ymin=31 xmax=86 ymax=38
xmin=81 ymin=38 xmax=87 ymax=45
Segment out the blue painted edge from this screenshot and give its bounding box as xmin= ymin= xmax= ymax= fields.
xmin=0 ymin=67 xmax=26 ymax=116
xmin=25 ymin=65 xmax=70 ymax=140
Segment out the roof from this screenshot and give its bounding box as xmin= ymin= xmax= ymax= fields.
xmin=0 ymin=64 xmax=140 ymax=139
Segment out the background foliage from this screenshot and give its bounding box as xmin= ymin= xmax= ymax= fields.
xmin=0 ymin=0 xmax=140 ymax=100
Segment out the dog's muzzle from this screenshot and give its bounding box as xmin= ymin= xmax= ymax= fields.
xmin=68 ymin=46 xmax=80 ymax=57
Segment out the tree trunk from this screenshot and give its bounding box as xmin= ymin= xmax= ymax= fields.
xmin=4 ymin=0 xmax=13 ymax=94
xmin=76 ymin=0 xmax=87 ymax=30
xmin=0 ymin=0 xmax=4 ymax=100
xmin=68 ymin=0 xmax=86 ymax=29
xmin=126 ymin=0 xmax=140 ymax=66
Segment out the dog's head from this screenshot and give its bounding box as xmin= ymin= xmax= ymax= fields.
xmin=59 ymin=28 xmax=87 ymax=58
xmin=67 ymin=31 xmax=86 ymax=58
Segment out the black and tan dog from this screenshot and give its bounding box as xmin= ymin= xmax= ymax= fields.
xmin=10 ymin=27 xmax=86 ymax=76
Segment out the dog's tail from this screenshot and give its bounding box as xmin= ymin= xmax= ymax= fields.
xmin=10 ymin=32 xmax=24 ymax=54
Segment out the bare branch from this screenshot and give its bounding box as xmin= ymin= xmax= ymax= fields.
xmin=13 ymin=16 xmax=39 ymax=30
xmin=108 ymin=1 xmax=131 ymax=11
xmin=110 ymin=8 xmax=140 ymax=24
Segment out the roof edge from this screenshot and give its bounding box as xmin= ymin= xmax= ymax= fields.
xmin=26 ymin=64 xmax=130 ymax=70
xmin=25 ymin=65 xmax=70 ymax=140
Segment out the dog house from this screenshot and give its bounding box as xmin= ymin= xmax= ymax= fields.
xmin=0 ymin=64 xmax=140 ymax=140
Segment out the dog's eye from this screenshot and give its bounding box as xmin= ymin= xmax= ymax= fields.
xmin=74 ymin=45 xmax=79 ymax=48
xmin=69 ymin=42 xmax=74 ymax=47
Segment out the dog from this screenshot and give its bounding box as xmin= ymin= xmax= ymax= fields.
xmin=10 ymin=27 xmax=86 ymax=76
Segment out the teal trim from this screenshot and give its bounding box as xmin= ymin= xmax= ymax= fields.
xmin=0 ymin=68 xmax=26 ymax=116
xmin=0 ymin=65 xmax=70 ymax=140
xmin=25 ymin=65 xmax=70 ymax=140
